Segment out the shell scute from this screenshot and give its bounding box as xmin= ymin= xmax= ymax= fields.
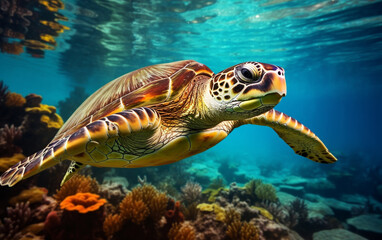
xmin=54 ymin=60 xmax=213 ymax=141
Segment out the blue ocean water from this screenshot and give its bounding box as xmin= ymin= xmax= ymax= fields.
xmin=1 ymin=0 xmax=381 ymax=163
xmin=0 ymin=0 xmax=382 ymax=239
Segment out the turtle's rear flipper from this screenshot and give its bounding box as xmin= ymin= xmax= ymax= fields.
xmin=245 ymin=109 xmax=337 ymax=163
xmin=0 ymin=138 xmax=67 ymax=187
xmin=61 ymin=161 xmax=86 ymax=186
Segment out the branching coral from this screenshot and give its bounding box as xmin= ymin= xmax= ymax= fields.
xmin=224 ymin=207 xmax=241 ymax=226
xmin=120 ymin=196 xmax=149 ymax=224
xmin=255 ymin=183 xmax=277 ymax=202
xmin=0 ymin=124 xmax=23 ymax=157
xmin=103 ymin=214 xmax=124 ymax=238
xmin=226 ymin=220 xmax=259 ymax=240
xmin=54 ymin=174 xmax=99 ymax=202
xmin=283 ymin=198 xmax=308 ymax=228
xmin=129 ymin=184 xmax=168 ymax=222
xmin=260 ymin=200 xmax=286 ymax=222
xmin=168 ymin=222 xmax=196 ymax=240
xmin=0 ymin=202 xmax=32 ymax=240
xmin=9 ymin=186 xmax=48 ymax=205
xmin=60 ymin=192 xmax=107 ymax=214
xmin=181 ymin=181 xmax=202 ymax=205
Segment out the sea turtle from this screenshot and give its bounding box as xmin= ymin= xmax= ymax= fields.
xmin=0 ymin=60 xmax=336 ymax=187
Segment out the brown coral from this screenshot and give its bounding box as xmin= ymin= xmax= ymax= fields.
xmin=103 ymin=214 xmax=124 ymax=237
xmin=60 ymin=192 xmax=106 ymax=214
xmin=129 ymin=184 xmax=168 ymax=222
xmin=5 ymin=92 xmax=26 ymax=107
xmin=54 ymin=174 xmax=99 ymax=202
xmin=224 ymin=207 xmax=241 ymax=226
xmin=119 ymin=196 xmax=149 ymax=224
xmin=9 ymin=186 xmax=47 ymax=205
xmin=168 ymin=222 xmax=196 ymax=240
xmin=227 ymin=220 xmax=259 ymax=240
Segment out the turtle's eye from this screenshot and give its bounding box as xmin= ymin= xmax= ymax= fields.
xmin=236 ymin=64 xmax=262 ymax=83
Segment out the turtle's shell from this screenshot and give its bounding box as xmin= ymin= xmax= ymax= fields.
xmin=54 ymin=60 xmax=213 ymax=141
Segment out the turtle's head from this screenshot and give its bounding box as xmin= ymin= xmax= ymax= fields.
xmin=206 ymin=62 xmax=287 ymax=120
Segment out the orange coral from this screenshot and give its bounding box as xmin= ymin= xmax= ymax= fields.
xmin=5 ymin=92 xmax=26 ymax=107
xmin=103 ymin=214 xmax=124 ymax=237
xmin=60 ymin=192 xmax=106 ymax=214
xmin=9 ymin=186 xmax=48 ymax=205
xmin=168 ymin=222 xmax=196 ymax=240
xmin=120 ymin=196 xmax=149 ymax=224
xmin=54 ymin=174 xmax=99 ymax=202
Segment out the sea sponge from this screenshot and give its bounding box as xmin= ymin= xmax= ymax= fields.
xmin=54 ymin=174 xmax=99 ymax=202
xmin=168 ymin=222 xmax=196 ymax=240
xmin=255 ymin=183 xmax=277 ymax=202
xmin=226 ymin=220 xmax=259 ymax=240
xmin=119 ymin=196 xmax=149 ymax=224
xmin=9 ymin=186 xmax=48 ymax=205
xmin=25 ymin=104 xmax=63 ymax=129
xmin=103 ymin=214 xmax=124 ymax=237
xmin=5 ymin=92 xmax=26 ymax=107
xmin=166 ymin=200 xmax=185 ymax=226
xmin=60 ymin=192 xmax=107 ymax=214
xmin=196 ymin=203 xmax=214 ymax=212
xmin=196 ymin=203 xmax=225 ymax=222
xmin=0 ymin=153 xmax=24 ymax=172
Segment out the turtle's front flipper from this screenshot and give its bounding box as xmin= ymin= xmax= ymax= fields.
xmin=242 ymin=109 xmax=337 ymax=163
xmin=0 ymin=138 xmax=68 ymax=187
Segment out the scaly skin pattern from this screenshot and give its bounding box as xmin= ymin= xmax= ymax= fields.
xmin=0 ymin=60 xmax=336 ymax=187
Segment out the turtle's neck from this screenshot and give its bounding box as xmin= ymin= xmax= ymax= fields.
xmin=154 ymin=75 xmax=222 ymax=130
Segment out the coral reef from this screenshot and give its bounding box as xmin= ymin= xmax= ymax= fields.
xmin=103 ymin=184 xmax=172 ymax=240
xmin=255 ymin=183 xmax=278 ymax=202
xmin=54 ymin=174 xmax=99 ymax=202
xmin=103 ymin=214 xmax=124 ymax=237
xmin=46 ymin=193 xmax=107 ymax=240
xmin=5 ymin=92 xmax=26 ymax=107
xmin=168 ymin=222 xmax=196 ymax=240
xmin=181 ymin=181 xmax=202 ymax=205
xmin=0 ymin=124 xmax=23 ymax=157
xmin=0 ymin=82 xmax=64 ymax=159
xmin=0 ymin=202 xmax=32 ymax=240
xmin=226 ymin=220 xmax=259 ymax=240
xmin=9 ymin=186 xmax=48 ymax=205
xmin=60 ymin=192 xmax=107 ymax=213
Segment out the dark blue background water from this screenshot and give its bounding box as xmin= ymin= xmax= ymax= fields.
xmin=1 ymin=0 xmax=381 ymax=173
